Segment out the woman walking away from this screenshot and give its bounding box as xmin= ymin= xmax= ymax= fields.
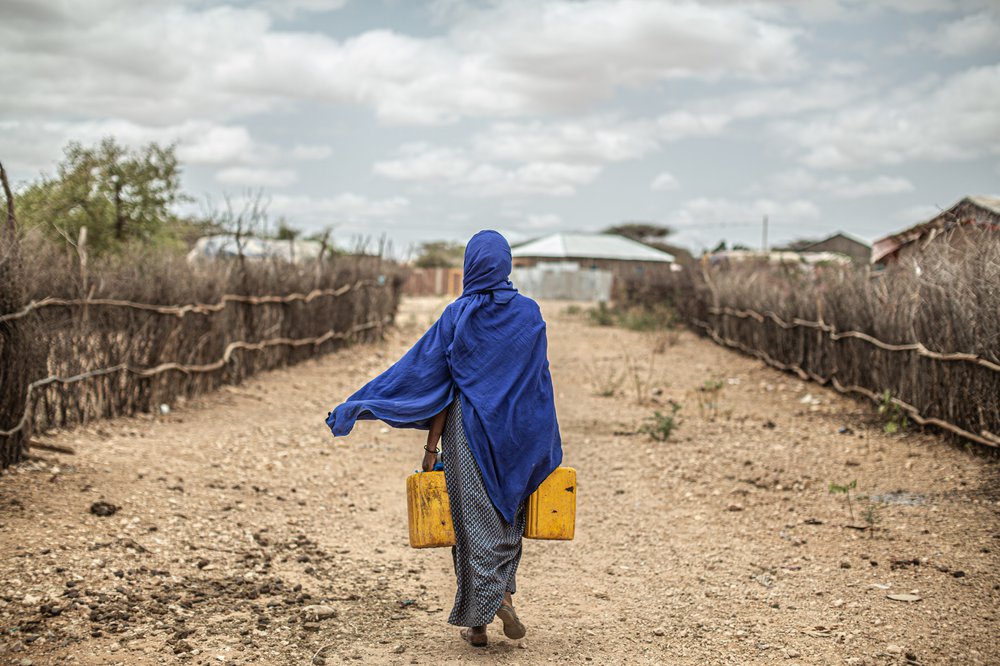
xmin=326 ymin=230 xmax=562 ymax=648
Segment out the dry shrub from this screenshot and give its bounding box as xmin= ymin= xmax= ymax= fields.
xmin=0 ymin=234 xmax=404 ymax=467
xmin=0 ymin=234 xmax=45 ymax=468
xmin=621 ymin=230 xmax=1000 ymax=446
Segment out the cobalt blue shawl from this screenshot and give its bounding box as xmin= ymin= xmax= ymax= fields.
xmin=326 ymin=230 xmax=562 ymax=524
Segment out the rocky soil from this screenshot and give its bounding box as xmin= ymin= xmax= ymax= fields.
xmin=1 ymin=297 xmax=998 ymax=665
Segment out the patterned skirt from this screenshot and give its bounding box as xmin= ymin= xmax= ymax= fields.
xmin=441 ymin=396 xmax=526 ymax=627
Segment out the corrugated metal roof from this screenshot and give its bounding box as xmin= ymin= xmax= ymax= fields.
xmin=512 ymin=233 xmax=675 ymax=263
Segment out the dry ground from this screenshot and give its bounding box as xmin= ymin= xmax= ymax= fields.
xmin=1 ymin=297 xmax=998 ymax=666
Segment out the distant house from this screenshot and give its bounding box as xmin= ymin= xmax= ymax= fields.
xmin=778 ymin=232 xmax=871 ymax=264
xmin=404 ymin=267 xmax=463 ymax=298
xmin=512 ymin=232 xmax=676 ymax=271
xmin=872 ymin=196 xmax=1000 ymax=265
xmin=705 ymin=249 xmax=852 ymax=269
xmin=510 ymin=232 xmax=677 ymax=301
xmin=187 ymin=235 xmax=323 ymax=264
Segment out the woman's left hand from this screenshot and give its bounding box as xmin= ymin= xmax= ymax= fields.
xmin=422 ymin=449 xmax=438 ymax=472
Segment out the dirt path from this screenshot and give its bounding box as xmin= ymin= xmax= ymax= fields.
xmin=2 ymin=298 xmax=998 ymax=666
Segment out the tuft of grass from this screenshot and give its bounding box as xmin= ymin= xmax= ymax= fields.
xmin=640 ymin=402 xmax=682 ymax=441
xmin=828 ymin=479 xmax=858 ymax=524
xmin=694 ymin=378 xmax=725 ymax=421
xmin=860 ymin=498 xmax=884 ymax=538
xmin=586 ymin=302 xmax=680 ymax=333
xmin=878 ymin=389 xmax=909 ymax=434
xmin=587 ymin=301 xmax=615 ymax=326
xmin=584 ymin=360 xmax=626 ymax=398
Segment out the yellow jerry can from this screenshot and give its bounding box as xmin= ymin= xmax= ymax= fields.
xmin=405 ymin=471 xmax=456 ymax=548
xmin=524 ymin=466 xmax=576 ymax=540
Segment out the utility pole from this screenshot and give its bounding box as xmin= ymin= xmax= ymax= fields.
xmin=761 ymin=214 xmax=768 ymax=254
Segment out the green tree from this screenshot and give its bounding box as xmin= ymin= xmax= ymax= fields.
xmin=603 ymin=222 xmax=674 ymax=243
xmin=413 ymin=240 xmax=465 ymax=268
xmin=17 ymin=138 xmax=186 ymax=254
xmin=604 ymin=221 xmax=694 ymax=265
xmin=274 ymin=218 xmax=301 ymax=240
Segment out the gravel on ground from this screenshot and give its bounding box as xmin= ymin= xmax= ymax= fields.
xmin=1 ymin=297 xmax=998 ymax=665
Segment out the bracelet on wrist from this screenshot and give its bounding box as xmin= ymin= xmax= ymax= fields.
xmin=423 ymin=445 xmax=438 ymax=453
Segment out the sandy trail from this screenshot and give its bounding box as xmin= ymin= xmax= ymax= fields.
xmin=1 ymin=297 xmax=998 ymax=665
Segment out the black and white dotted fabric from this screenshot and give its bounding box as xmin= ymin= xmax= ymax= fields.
xmin=441 ymin=395 xmax=526 ymax=628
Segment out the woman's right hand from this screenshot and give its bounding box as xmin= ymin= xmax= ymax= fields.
xmin=422 ymin=449 xmax=438 ymax=472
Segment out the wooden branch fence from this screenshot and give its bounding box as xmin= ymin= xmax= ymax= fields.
xmin=620 ymin=246 xmax=999 ymax=449
xmin=693 ymin=307 xmax=999 ymax=448
xmin=0 ymin=267 xmax=403 ymax=469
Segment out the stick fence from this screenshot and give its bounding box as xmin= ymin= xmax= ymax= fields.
xmin=0 ymin=250 xmax=403 ymax=469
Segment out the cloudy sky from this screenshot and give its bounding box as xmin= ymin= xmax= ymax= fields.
xmin=2 ymin=0 xmax=998 ymax=254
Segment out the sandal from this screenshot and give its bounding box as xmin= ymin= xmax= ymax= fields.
xmin=460 ymin=627 xmax=488 ymax=648
xmin=496 ymin=603 xmax=526 ymax=639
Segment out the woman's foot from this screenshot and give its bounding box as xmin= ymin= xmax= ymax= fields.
xmin=496 ymin=601 xmax=526 ymax=640
xmin=460 ymin=626 xmax=488 ymax=647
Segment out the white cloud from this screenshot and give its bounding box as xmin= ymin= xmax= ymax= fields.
xmin=0 ymin=0 xmax=803 ymax=128
xmin=290 ymin=144 xmax=333 ymax=161
xmin=650 ymin=172 xmax=679 ymax=192
xmin=500 ymin=212 xmax=563 ymax=231
xmin=0 ymin=119 xmax=263 ymax=176
xmin=893 ymin=203 xmax=942 ymax=223
xmin=373 ymin=143 xmax=472 ymax=181
xmin=374 ymin=143 xmax=600 ymax=197
xmin=665 ymin=196 xmax=822 ymax=251
xmin=268 ymin=192 xmax=410 ymax=227
xmin=656 ymin=111 xmax=732 ymax=140
xmin=216 ymin=167 xmax=297 ymax=187
xmin=934 ymin=11 xmax=1000 ymax=57
xmin=469 ymin=110 xmax=732 ymax=167
xmin=174 ymin=124 xmax=261 ymax=165
xmin=780 ymin=64 xmax=1000 ymax=168
xmin=252 ymin=0 xmax=349 ymax=20
xmin=897 ymin=10 xmax=1000 ymax=58
xmin=668 ymin=196 xmax=821 ymax=229
xmin=472 ymin=117 xmax=660 ymax=164
xmin=460 ymin=81 xmax=857 ymax=172
xmin=463 ymin=162 xmax=601 ymax=197
xmin=763 ymin=169 xmax=914 ymax=199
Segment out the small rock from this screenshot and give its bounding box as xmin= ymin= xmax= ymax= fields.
xmin=392 ymin=645 xmax=406 ymax=654
xmin=90 ymin=501 xmax=119 ymax=517
xmin=785 ymin=649 xmax=800 ymax=658
xmin=652 ymin=627 xmax=665 ymax=636
xmin=301 ymin=605 xmax=337 ymax=621
xmin=727 ymin=504 xmax=744 ymax=512
xmin=952 ymin=570 xmax=966 ymax=578
xmin=840 ymin=561 xmax=851 ymax=569
xmin=886 ymin=644 xmax=903 ymax=655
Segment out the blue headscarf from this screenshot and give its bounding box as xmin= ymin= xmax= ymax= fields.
xmin=326 ymin=230 xmax=562 ymax=524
